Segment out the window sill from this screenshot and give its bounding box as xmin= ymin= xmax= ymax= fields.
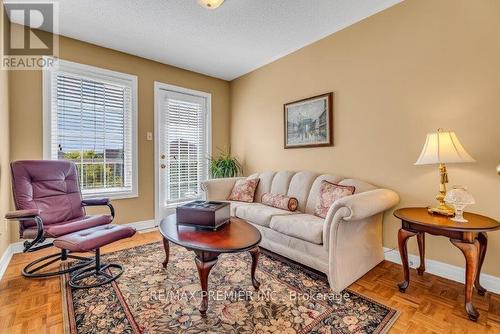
xmin=83 ymin=192 xmax=139 ymax=201
xmin=165 ymin=198 xmax=202 ymax=209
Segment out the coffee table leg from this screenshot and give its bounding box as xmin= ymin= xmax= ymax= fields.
xmin=194 ymin=252 xmax=218 ymax=316
xmin=249 ymin=247 xmax=260 ymax=290
xmin=162 ymin=238 xmax=170 ymax=269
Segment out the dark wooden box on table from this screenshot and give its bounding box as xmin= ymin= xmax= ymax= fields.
xmin=176 ymin=201 xmax=230 ymax=230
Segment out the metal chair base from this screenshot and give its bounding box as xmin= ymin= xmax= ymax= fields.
xmin=22 ymin=249 xmax=92 ymax=278
xmin=68 ymin=249 xmax=124 ymax=289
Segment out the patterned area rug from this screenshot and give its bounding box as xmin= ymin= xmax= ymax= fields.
xmin=61 ymin=242 xmax=399 ymax=333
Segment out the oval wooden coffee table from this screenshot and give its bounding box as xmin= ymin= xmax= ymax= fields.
xmin=159 ymin=214 xmax=262 ymax=315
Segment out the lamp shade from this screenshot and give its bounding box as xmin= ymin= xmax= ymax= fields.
xmin=415 ymin=130 xmax=475 ymax=165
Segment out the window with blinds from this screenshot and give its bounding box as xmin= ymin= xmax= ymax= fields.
xmin=43 ymin=59 xmax=138 ymax=198
xmin=162 ymin=90 xmax=209 ymax=204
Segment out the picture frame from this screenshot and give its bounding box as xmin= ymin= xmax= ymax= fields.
xmin=284 ymin=92 xmax=333 ymax=149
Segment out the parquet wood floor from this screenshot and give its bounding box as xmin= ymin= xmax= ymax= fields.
xmin=0 ymin=231 xmax=498 ymax=333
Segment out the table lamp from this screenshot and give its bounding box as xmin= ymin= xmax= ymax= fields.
xmin=415 ymin=129 xmax=475 ymax=216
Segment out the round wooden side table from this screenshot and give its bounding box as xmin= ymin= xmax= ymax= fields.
xmin=393 ymin=207 xmax=500 ymax=321
xmin=159 ymin=214 xmax=262 ymax=315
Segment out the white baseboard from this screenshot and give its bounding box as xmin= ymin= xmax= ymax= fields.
xmin=384 ymin=247 xmax=500 ymax=295
xmin=126 ymin=219 xmax=158 ymax=232
xmin=0 ymin=239 xmax=52 ymax=280
xmin=0 ymin=220 xmax=158 ymax=281
xmin=0 ymin=244 xmax=14 ymax=280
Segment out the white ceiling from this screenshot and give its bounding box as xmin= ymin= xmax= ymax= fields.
xmin=7 ymin=0 xmax=402 ymax=80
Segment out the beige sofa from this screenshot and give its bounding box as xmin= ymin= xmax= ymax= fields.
xmin=201 ymin=171 xmax=399 ymax=292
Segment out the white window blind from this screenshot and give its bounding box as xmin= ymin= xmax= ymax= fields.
xmin=163 ymin=91 xmax=208 ymax=204
xmin=43 ymin=59 xmax=138 ymax=199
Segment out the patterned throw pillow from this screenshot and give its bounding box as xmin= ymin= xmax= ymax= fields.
xmin=314 ymin=180 xmax=355 ymax=218
xmin=227 ymin=178 xmax=260 ymax=203
xmin=261 ymin=193 xmax=299 ymax=212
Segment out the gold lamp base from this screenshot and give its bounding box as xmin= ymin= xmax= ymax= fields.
xmin=428 ymin=163 xmax=455 ymax=217
xmin=428 ymin=204 xmax=454 ymax=216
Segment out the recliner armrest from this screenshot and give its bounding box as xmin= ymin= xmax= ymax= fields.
xmin=5 ymin=209 xmax=41 ymax=220
xmin=82 ymin=198 xmax=115 ymax=218
xmin=82 ymin=198 xmax=110 ymax=206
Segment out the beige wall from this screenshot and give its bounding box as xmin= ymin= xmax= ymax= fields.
xmin=230 ymin=0 xmax=500 ymax=276
xmin=9 ymin=32 xmax=231 ymax=241
xmin=0 ymin=57 xmax=11 ymax=257
xmin=0 ymin=1 xmax=11 ymax=258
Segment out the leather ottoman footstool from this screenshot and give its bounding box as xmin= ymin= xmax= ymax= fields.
xmin=54 ymin=225 xmax=136 ymax=289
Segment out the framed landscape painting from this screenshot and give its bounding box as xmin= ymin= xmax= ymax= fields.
xmin=284 ymin=92 xmax=333 ymax=149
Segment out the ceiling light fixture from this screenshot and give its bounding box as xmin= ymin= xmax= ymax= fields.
xmin=198 ymin=0 xmax=225 ymax=10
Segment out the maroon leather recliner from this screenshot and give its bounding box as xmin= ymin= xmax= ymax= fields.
xmin=5 ymin=160 xmax=115 ymax=278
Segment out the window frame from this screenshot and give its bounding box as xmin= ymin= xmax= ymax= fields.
xmin=154 ymin=81 xmax=212 ymax=220
xmin=42 ymin=57 xmax=139 ymax=200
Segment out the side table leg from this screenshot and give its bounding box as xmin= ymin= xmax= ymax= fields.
xmin=451 ymin=238 xmax=480 ymax=321
xmin=417 ymin=232 xmax=426 ymax=275
xmin=249 ymin=247 xmax=261 ymax=290
xmin=397 ymin=228 xmax=416 ymax=292
xmin=194 ymin=253 xmax=218 ymax=316
xmin=162 ymin=238 xmax=170 ymax=269
xmin=475 ymin=232 xmax=488 ymax=296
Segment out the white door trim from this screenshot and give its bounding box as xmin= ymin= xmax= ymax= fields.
xmin=153 ymin=81 xmax=212 ymax=223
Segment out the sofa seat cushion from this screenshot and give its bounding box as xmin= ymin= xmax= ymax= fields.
xmin=269 ymin=214 xmax=324 ymax=245
xmin=235 ymin=203 xmax=296 ymax=228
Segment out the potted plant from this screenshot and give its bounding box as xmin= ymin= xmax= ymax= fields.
xmin=209 ymin=149 xmax=243 ymax=178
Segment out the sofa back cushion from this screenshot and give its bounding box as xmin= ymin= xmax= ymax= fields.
xmin=248 ymin=171 xmax=276 ymax=203
xmin=287 ymin=171 xmax=318 ymax=212
xmin=270 ymin=171 xmax=295 ymax=195
xmin=245 ymin=171 xmax=378 ymax=214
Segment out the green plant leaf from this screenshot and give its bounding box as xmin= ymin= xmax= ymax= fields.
xmin=208 ymin=147 xmax=242 ymax=178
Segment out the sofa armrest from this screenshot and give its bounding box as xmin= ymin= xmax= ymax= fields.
xmin=200 ymin=177 xmax=245 ymax=201
xmin=323 ymin=189 xmax=399 ymax=249
xmin=329 ymin=189 xmax=399 ymax=222
xmin=321 ymin=188 xmax=399 ymax=291
xmin=5 ymin=209 xmax=41 ymax=220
